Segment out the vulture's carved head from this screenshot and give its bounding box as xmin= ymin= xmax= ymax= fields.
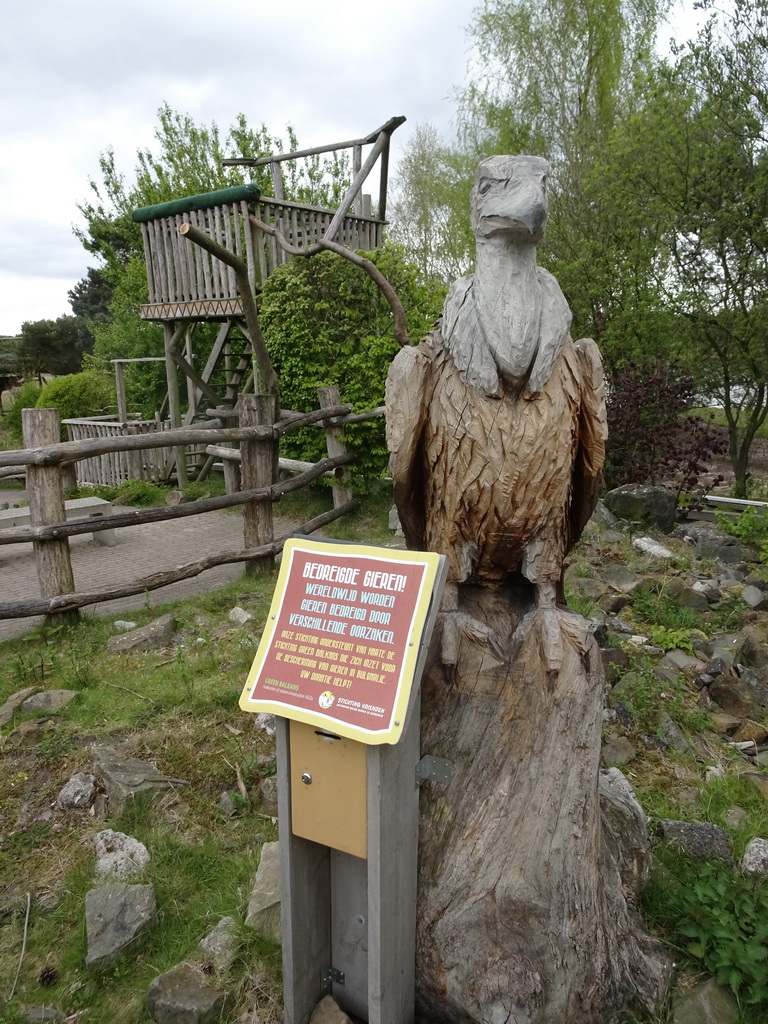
xmin=470 ymin=155 xmax=549 ymax=243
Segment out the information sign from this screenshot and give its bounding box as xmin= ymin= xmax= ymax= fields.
xmin=240 ymin=537 xmax=444 ymax=744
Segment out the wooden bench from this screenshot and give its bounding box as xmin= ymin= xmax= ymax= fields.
xmin=0 ymin=496 xmax=117 ymax=546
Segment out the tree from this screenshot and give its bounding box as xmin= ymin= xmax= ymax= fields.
xmin=19 ymin=317 xmax=93 ymax=381
xmin=68 ymin=267 xmax=114 ymax=326
xmin=607 ymin=0 xmax=768 ymax=493
xmin=389 ymin=125 xmax=478 ymax=283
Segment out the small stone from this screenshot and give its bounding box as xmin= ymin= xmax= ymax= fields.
xmin=253 ymin=712 xmax=276 ymax=736
xmin=146 ymin=963 xmax=227 ymax=1024
xmin=671 ymin=977 xmax=739 ymax=1024
xmin=676 ymin=587 xmax=709 ymax=612
xmin=604 ymin=484 xmax=676 ymax=533
xmin=711 ymin=634 xmax=746 ymax=673
xmin=106 ymin=614 xmax=177 ymax=653
xmin=198 ymin=916 xmax=238 ymax=970
xmin=259 ymin=776 xmax=279 ymax=817
xmin=23 ymin=1009 xmax=65 ymax=1023
xmin=597 ymin=593 xmax=630 ymax=615
xmin=309 ymin=995 xmax=354 ymax=1024
xmin=228 ymin=606 xmax=253 ymax=625
xmin=85 ymin=882 xmax=156 ymax=965
xmin=657 ymin=712 xmax=695 ymax=756
xmin=92 ymin=746 xmax=187 ymax=816
xmin=741 ymin=837 xmax=768 ymax=875
xmin=732 ymin=720 xmax=768 ymax=744
xmin=0 ymin=686 xmax=40 ymax=727
xmin=21 ymin=690 xmax=78 ymax=714
xmin=742 ymin=585 xmax=768 ymax=610
xmin=245 ymin=841 xmax=281 ymax=941
xmin=601 ymin=736 xmax=637 ymax=765
xmin=94 ymin=829 xmax=150 ymax=880
xmin=218 ymin=790 xmax=236 ymax=816
xmin=744 ymin=772 xmax=768 ymax=801
xmin=709 ymin=713 xmax=740 ymax=734
xmin=113 ymin=620 xmax=138 ymax=632
xmin=165 ymin=490 xmax=192 ymax=506
xmin=6 ymin=719 xmax=55 ymax=747
xmin=724 ymin=805 xmax=747 ymax=829
xmin=705 ymin=766 xmax=725 ymax=783
xmin=388 ymin=505 xmax=404 ymax=535
xmin=601 ymin=564 xmax=641 ymax=593
xmin=55 ymin=772 xmax=97 ymax=810
xmin=632 ymin=537 xmax=673 ymax=559
xmin=658 ymin=820 xmax=732 ymax=861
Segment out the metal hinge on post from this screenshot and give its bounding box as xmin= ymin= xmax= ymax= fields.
xmin=416 ymin=755 xmax=453 ymax=787
xmin=322 ymin=966 xmax=345 ymax=989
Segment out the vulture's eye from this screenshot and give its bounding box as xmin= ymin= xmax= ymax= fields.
xmin=478 ymin=178 xmax=493 ymax=195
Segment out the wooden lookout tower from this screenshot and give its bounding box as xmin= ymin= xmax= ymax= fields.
xmin=101 ymin=116 xmax=405 ymax=484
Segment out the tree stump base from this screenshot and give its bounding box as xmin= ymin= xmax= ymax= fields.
xmin=416 ymin=583 xmax=672 ymax=1023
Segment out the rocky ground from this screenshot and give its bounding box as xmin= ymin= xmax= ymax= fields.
xmin=2 ymin=489 xmax=768 ymax=1023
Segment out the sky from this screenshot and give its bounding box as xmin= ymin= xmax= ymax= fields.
xmin=0 ymin=0 xmax=700 ymax=337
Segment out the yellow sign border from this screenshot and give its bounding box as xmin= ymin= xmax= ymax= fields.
xmin=239 ymin=538 xmax=444 ymax=744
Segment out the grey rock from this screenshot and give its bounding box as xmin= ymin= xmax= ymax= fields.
xmin=94 ymin=829 xmax=150 ymax=880
xmin=597 ymin=593 xmax=630 ymax=615
xmin=724 ymin=805 xmax=747 ymax=829
xmin=742 ymin=584 xmax=768 ymax=610
xmin=712 ymin=633 xmax=747 ymax=672
xmin=741 ymin=624 xmax=768 ymax=669
xmin=604 ymin=484 xmax=677 ymax=533
xmin=708 ymin=672 xmax=768 ymax=720
xmin=253 ymin=712 xmax=276 ymax=737
xmin=21 ymin=690 xmax=78 ymax=714
xmin=228 ymin=606 xmax=253 ymax=625
xmin=632 ymin=536 xmax=674 ymax=559
xmin=218 ymin=790 xmax=236 ymax=816
xmin=658 ymin=820 xmax=732 ymax=861
xmin=568 ymin=577 xmax=606 ymax=600
xmin=309 ymin=995 xmax=353 ymax=1024
xmin=23 ymin=1009 xmax=65 ymax=1023
xmin=656 ymin=712 xmax=695 ymax=756
xmin=55 ymin=772 xmax=97 ymax=810
xmin=744 ymin=773 xmax=768 ymax=800
xmin=673 ymin=521 xmax=744 ymax=563
xmin=663 ymin=649 xmax=703 ymax=673
xmin=106 ymin=614 xmax=177 ymax=653
xmin=146 ymin=963 xmax=227 ymax=1024
xmin=92 ymin=746 xmax=187 ymax=816
xmin=599 ymin=768 xmax=650 ymax=895
xmin=198 ymin=915 xmax=238 ymax=969
xmin=6 ymin=719 xmax=55 ymax=747
xmin=113 ymin=620 xmax=138 ymax=632
xmin=590 ymin=499 xmax=618 ymax=528
xmin=0 ymin=686 xmax=40 ymax=727
xmin=741 ymin=837 xmax=768 ymax=875
xmin=704 ymin=765 xmax=726 ymax=783
xmin=388 ymin=504 xmax=404 ymax=535
xmin=676 ymin=587 xmax=709 ymax=611
xmin=84 ymin=882 xmax=156 ymax=965
xmin=245 ymin=841 xmax=281 ymax=941
xmin=165 ymin=490 xmax=192 ymax=506
xmin=601 ymin=530 xmax=625 ymax=543
xmin=671 ymin=978 xmax=739 ymax=1024
xmin=260 ymin=776 xmax=279 ymax=817
xmin=600 ymin=645 xmax=629 ymax=685
xmin=601 ymin=564 xmax=640 ymax=593
xmin=601 ymin=736 xmax=637 ymax=765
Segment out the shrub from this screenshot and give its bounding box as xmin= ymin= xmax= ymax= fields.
xmin=5 ymin=380 xmax=43 ymax=443
xmin=260 ymin=245 xmax=445 ymax=483
xmin=36 ymin=370 xmax=114 ymax=430
xmin=605 ymin=361 xmax=726 ymax=500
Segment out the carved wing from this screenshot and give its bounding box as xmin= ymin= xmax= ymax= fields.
xmin=385 ymin=343 xmax=431 ymax=549
xmin=569 ymin=337 xmax=608 ymax=543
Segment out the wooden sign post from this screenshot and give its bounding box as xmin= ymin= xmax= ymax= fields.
xmin=241 ymin=537 xmax=447 ymax=1024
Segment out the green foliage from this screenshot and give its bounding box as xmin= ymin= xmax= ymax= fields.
xmin=19 ymin=316 xmax=94 ymax=380
xmin=35 ymin=369 xmax=115 ymax=429
xmin=648 ymin=625 xmax=693 ymax=653
xmin=630 ymin=584 xmax=703 ymax=632
xmin=643 ymin=854 xmax=768 ymax=1007
xmin=260 ymin=246 xmax=445 ymax=480
xmin=5 ymin=380 xmax=42 ymax=442
xmin=716 ymin=506 xmax=768 ymax=550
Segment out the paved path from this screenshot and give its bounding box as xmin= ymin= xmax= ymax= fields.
xmin=0 ymin=498 xmax=298 ymax=643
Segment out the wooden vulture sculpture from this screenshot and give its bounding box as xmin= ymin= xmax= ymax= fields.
xmin=386 ymin=154 xmax=606 ymax=665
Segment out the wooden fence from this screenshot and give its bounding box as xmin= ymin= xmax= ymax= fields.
xmin=0 ymin=391 xmax=382 ymax=625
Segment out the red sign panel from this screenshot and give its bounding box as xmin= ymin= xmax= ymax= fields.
xmin=240 ymin=538 xmax=445 ymax=743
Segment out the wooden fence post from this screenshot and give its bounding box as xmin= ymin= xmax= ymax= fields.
xmin=22 ymin=408 xmax=78 ymax=626
xmin=318 ymin=386 xmax=354 ymax=509
xmin=238 ymin=394 xmax=277 ymax=574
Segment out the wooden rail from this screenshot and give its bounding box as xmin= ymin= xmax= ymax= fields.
xmin=0 ymin=389 xmax=378 ymax=624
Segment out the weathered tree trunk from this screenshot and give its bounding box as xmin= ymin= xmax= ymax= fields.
xmin=415 ymin=583 xmax=671 ymax=1023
